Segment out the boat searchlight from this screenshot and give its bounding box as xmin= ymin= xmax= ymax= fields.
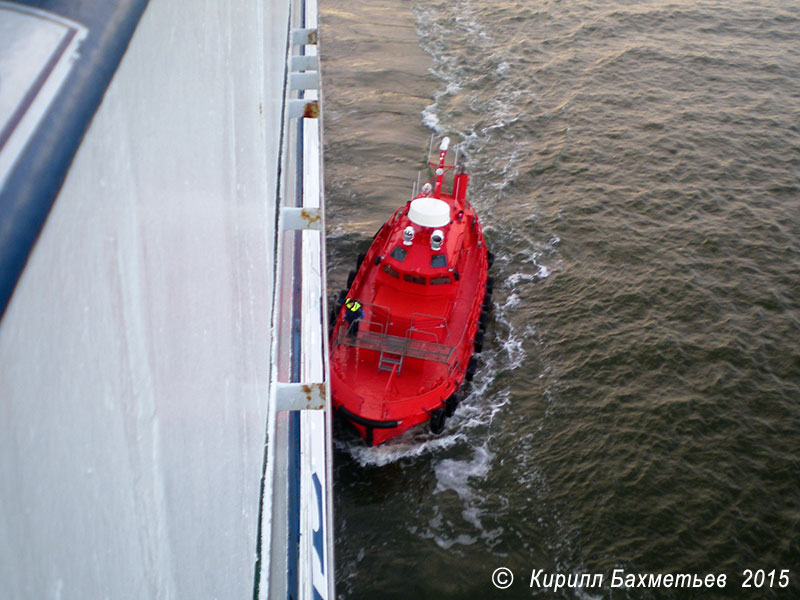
xmin=403 ymin=226 xmax=415 ymax=246
xmin=431 ymin=230 xmax=444 ymax=251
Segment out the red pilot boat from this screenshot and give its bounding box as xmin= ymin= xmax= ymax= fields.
xmin=330 ymin=137 xmax=494 ymax=446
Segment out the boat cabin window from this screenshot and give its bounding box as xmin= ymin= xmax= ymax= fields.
xmin=383 ymin=264 xmax=399 ymax=278
xmin=390 ymin=246 xmax=407 ymax=262
xmin=431 ymin=254 xmax=447 ymax=268
xmin=430 ymin=276 xmax=451 ymax=285
xmin=403 ymin=273 xmax=426 ymax=285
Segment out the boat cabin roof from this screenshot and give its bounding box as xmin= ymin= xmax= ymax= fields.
xmin=375 ymin=196 xmax=477 ymax=289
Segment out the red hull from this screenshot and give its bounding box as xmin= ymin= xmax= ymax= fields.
xmin=330 ymin=139 xmax=492 ymax=445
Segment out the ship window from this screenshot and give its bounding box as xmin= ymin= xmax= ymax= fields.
xmin=431 ymin=254 xmax=447 ymax=268
xmin=390 ymin=246 xmax=407 ymax=262
xmin=383 ymin=264 xmax=399 ymax=278
xmin=403 ymin=273 xmax=426 ymax=285
xmin=430 ymin=276 xmax=451 ymax=285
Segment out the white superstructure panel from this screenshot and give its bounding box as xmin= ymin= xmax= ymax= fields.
xmin=0 ymin=0 xmax=289 ymax=598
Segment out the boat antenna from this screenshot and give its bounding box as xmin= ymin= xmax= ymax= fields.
xmin=412 ymin=170 xmax=421 ymax=199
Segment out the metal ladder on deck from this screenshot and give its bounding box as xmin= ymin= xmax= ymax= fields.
xmin=378 ymin=351 xmax=403 ymax=373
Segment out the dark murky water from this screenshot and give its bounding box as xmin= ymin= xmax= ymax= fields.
xmin=321 ymin=1 xmax=800 ymax=598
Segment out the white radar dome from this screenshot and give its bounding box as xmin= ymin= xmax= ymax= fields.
xmin=408 ymin=197 xmax=450 ymax=228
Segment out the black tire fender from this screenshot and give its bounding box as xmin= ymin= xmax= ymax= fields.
xmin=430 ymin=408 xmax=446 ymax=434
xmin=445 ymin=393 xmax=460 ymax=418
xmin=466 ymin=357 xmax=478 ymax=381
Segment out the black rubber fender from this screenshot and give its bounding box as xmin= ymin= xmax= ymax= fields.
xmin=430 ymin=408 xmax=446 ymax=434
xmin=445 ymin=393 xmax=460 ymax=418
xmin=466 ymin=357 xmax=478 ymax=381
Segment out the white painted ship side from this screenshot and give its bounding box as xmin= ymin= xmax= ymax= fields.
xmin=0 ymin=0 xmax=333 ymax=598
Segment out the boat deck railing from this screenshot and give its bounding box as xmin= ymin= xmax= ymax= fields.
xmin=337 ymin=325 xmax=455 ymax=365
xmin=334 ymin=302 xmax=458 ymax=366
